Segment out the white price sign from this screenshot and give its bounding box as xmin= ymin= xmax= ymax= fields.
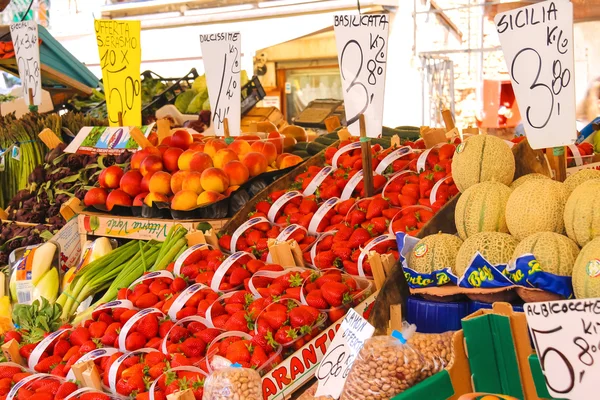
xmin=10 ymin=20 xmax=41 ymax=106
xmin=200 ymin=32 xmax=241 ymax=137
xmin=524 ymin=299 xmax=600 ymax=399
xmin=315 ymin=308 xmax=375 ymax=398
xmin=334 ymin=14 xmax=389 ymax=138
xmin=495 ymin=1 xmax=576 ymax=150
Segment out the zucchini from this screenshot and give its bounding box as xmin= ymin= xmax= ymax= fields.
xmin=307 ymin=142 xmax=327 ymax=155
xmin=322 ymin=132 xmax=340 ymax=140
xmin=293 ymin=142 xmax=309 ymax=151
xmin=371 ymin=138 xmax=392 ymax=148
xmin=292 ymin=150 xmax=310 ymax=159
xmin=314 ymin=136 xmax=338 ymax=146
xmin=394 ymin=125 xmax=420 ymax=131
xmin=382 ymin=129 xmax=420 ymax=139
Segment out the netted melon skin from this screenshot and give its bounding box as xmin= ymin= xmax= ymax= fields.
xmin=512 ymin=232 xmax=579 ymax=276
xmin=506 ymin=180 xmax=568 ymax=240
xmin=564 ymin=169 xmax=600 ymax=194
xmin=510 ymin=173 xmax=550 ymax=190
xmin=564 ymin=179 xmax=600 ymax=247
xmin=455 ymin=181 xmax=512 ymax=240
xmin=408 ymin=233 xmax=463 ymax=273
xmin=573 ymin=237 xmax=600 ymax=299
xmin=454 ymin=232 xmax=519 ymax=277
xmin=451 ymin=135 xmax=515 ymax=192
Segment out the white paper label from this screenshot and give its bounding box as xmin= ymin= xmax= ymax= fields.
xmin=357 ymin=233 xmax=395 ymax=277
xmin=276 ymin=224 xmax=307 ymax=242
xmin=118 ymin=308 xmax=164 ymax=351
xmin=331 ymin=142 xmax=361 ymax=169
xmin=10 ymin=21 xmax=41 ymax=106
xmin=210 ymin=251 xmax=255 ymax=292
xmin=167 ymin=283 xmax=208 ymax=321
xmin=495 ymin=1 xmax=576 ymax=149
xmin=375 ymin=146 xmax=412 ymax=175
xmin=200 ymin=31 xmax=241 ymax=137
xmin=308 ymin=197 xmax=339 ymax=235
xmin=173 ymin=243 xmax=212 ymax=276
xmin=522 ymin=299 xmax=600 ymax=399
xmin=334 ymin=14 xmax=389 ymax=138
xmin=315 ymin=308 xmax=375 ymax=398
xmin=267 ymin=191 xmax=302 ymax=223
xmin=340 ymin=170 xmax=364 ymax=200
xmin=11 ymin=146 xmax=20 ymax=161
xmin=230 ymin=217 xmax=269 ymax=253
xmin=303 ymin=166 xmax=333 ymax=196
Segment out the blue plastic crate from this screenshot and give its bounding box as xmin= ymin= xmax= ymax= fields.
xmin=406 ymin=295 xmax=470 ymax=333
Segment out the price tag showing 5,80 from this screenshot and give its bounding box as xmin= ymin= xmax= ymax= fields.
xmin=524 ymin=299 xmax=600 ymax=399
xmin=10 ymin=21 xmax=41 ymax=106
xmin=95 ymin=20 xmax=142 ymax=127
xmin=200 ymin=32 xmax=241 ymax=137
xmin=334 ymin=14 xmax=389 ymax=138
xmin=315 ymin=308 xmax=375 ymax=398
xmin=495 ymin=1 xmax=576 ymax=150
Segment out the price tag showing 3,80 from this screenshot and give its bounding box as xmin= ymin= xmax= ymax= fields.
xmin=10 ymin=21 xmax=41 ymax=106
xmin=495 ymin=1 xmax=576 ymax=150
xmin=200 ymin=32 xmax=241 ymax=137
xmin=334 ymin=14 xmax=389 ymax=138
xmin=95 ymin=20 xmax=142 ymax=127
xmin=524 ymin=299 xmax=600 ymax=399
xmin=315 ymin=308 xmax=375 ymax=398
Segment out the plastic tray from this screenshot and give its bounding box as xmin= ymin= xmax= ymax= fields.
xmin=406 ymin=295 xmax=470 ymax=334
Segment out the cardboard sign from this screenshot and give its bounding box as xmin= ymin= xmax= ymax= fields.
xmin=495 ymin=1 xmax=576 ymax=150
xmin=524 ymin=299 xmax=600 ymax=399
xmin=314 ymin=308 xmax=375 ymax=398
xmin=334 ymin=14 xmax=389 ymax=138
xmin=200 ymin=32 xmax=241 ymax=137
xmin=95 ymin=20 xmax=142 ymax=127
xmin=64 ymin=124 xmax=154 ymax=155
xmin=10 ymin=21 xmax=41 ymax=106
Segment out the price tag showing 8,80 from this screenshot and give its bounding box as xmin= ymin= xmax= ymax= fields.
xmin=95 ymin=20 xmax=142 ymax=127
xmin=334 ymin=14 xmax=389 ymax=138
xmin=10 ymin=21 xmax=41 ymax=106
xmin=524 ymin=299 xmax=600 ymax=399
xmin=495 ymin=1 xmax=576 ymax=150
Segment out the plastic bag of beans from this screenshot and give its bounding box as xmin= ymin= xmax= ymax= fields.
xmin=340 ymin=329 xmax=431 ymax=400
xmin=407 ymin=330 xmax=454 ymax=379
xmin=202 ymin=358 xmax=262 ymax=400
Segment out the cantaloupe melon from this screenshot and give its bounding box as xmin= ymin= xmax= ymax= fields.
xmin=455 ymin=181 xmax=512 ymax=240
xmin=451 ymin=135 xmax=516 ymax=192
xmin=408 ymin=233 xmax=463 ymax=273
xmin=505 ymin=180 xmax=568 ymax=240
xmin=564 ymin=169 xmax=600 ymax=194
xmin=454 ymin=232 xmax=519 ymax=277
xmin=512 ymin=232 xmax=579 ymax=276
xmin=510 ymin=173 xmax=550 ymax=190
xmin=564 ymin=179 xmax=600 ymax=247
xmin=572 ymin=237 xmax=600 ymax=299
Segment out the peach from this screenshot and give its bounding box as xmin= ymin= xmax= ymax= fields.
xmin=144 ymin=192 xmax=169 ymax=207
xmin=204 ymin=138 xmax=227 ymax=157
xmin=241 ymin=152 xmax=268 ymax=177
xmin=178 ymin=149 xmax=200 ymax=171
xmin=279 ymin=154 xmax=304 ymax=169
xmin=189 ymin=152 xmax=214 ymax=173
xmin=228 ymin=139 xmax=251 ymax=158
xmin=200 ymin=168 xmax=230 ymax=193
xmin=276 ymin=153 xmax=294 ymax=168
xmin=170 ymin=170 xmax=191 ymax=194
xmin=171 ymin=129 xmax=194 ymax=150
xmin=213 ymin=149 xmax=239 ymax=169
xmin=268 ymin=132 xmax=283 ymax=154
xmin=158 ymin=145 xmax=169 ymax=156
xmin=99 ymin=165 xmax=124 ymax=189
xmin=133 ymin=192 xmax=149 ymax=207
xmin=131 ymin=147 xmax=162 ymax=169
xmin=160 ymin=136 xmax=172 ymax=146
xmin=182 ymin=171 xmax=204 ymax=195
xmin=171 ymin=190 xmax=199 ymax=211
xmin=84 ymin=188 xmax=108 ymax=207
xmin=119 ymin=170 xmax=143 ymax=197
xmin=238 ymin=135 xmax=261 ymax=141
xmin=148 ymin=132 xmax=159 ymax=146
xmin=140 ymin=155 xmax=164 ymax=177
xmin=197 ymin=190 xmax=225 ymax=206
xmin=163 ymin=147 xmax=184 ymax=172
xmin=141 ymin=172 xmax=154 ymax=192
xmin=250 ymin=141 xmax=277 ymax=166
xmin=106 ymin=189 xmax=132 ymax=211
xmin=223 ymin=160 xmax=249 ymax=186
xmin=149 ymin=171 xmax=172 ymax=195
xmin=189 ymin=142 xmax=205 ymax=152
xmin=223 ymin=185 xmax=240 ymax=197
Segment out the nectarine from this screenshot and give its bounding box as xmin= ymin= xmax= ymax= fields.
xmin=149 ymin=171 xmax=172 ymax=195
xmin=171 ymin=190 xmax=199 ymax=211
xmin=182 ymin=171 xmax=204 ymax=195
xmin=204 ymin=138 xmax=227 ymax=157
xmin=250 ymin=141 xmax=277 ymax=166
xmin=163 ymin=147 xmax=183 ymax=172
xmin=223 ymin=160 xmax=249 ymax=186
xmin=106 ymin=189 xmax=132 ymax=211
xmin=131 ymin=147 xmax=162 ymax=170
xmin=99 ymin=165 xmax=124 ymax=189
xmin=178 ymin=149 xmax=200 ymax=171
xmin=144 ymin=192 xmax=170 ymax=207
xmin=241 ymin=152 xmax=268 ymax=177
xmin=213 ymin=149 xmax=239 ymax=169
xmin=197 ymin=191 xmax=225 ymax=206
xmin=189 ymin=152 xmax=214 ymax=173
xmin=119 ymin=170 xmax=143 ymax=197
xmin=200 ymin=168 xmax=230 ymax=193
xmin=84 ymin=188 xmax=108 ymax=207
xmin=279 ymin=154 xmax=304 ymax=169
xmin=140 ymin=155 xmax=164 ymax=177
xmin=228 ymin=139 xmax=251 ymax=158
xmin=141 ymin=172 xmax=154 ymax=192
xmin=171 ymin=129 xmax=193 ymax=150
xmin=170 ymin=170 xmax=191 ymax=194
xmin=133 ymin=192 xmax=149 ymax=207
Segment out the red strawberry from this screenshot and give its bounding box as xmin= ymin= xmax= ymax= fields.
xmin=229 ymin=267 xmax=251 ymax=287
xmin=314 ymin=251 xmax=336 ymax=269
xmin=321 ymin=281 xmax=352 ymax=307
xmin=69 ymin=327 xmax=90 ymax=346
xmin=274 ymin=327 xmax=298 ymax=346
xmin=348 ymin=228 xmax=371 ymax=248
xmin=181 ymin=337 xmax=206 ymax=358
xmin=89 ymin=321 xmax=108 ymax=339
xmin=4 ymin=331 xmax=22 ymax=343
xmin=0 ymin=365 xmax=21 ymax=379
xmin=27 ymin=394 xmax=53 ymax=400
xmin=261 ymin=309 xmax=287 ymax=330
xmin=16 ymin=388 xmax=34 ymax=400
xmin=250 ymin=345 xmax=269 ymax=368
xmin=196 ymin=328 xmax=221 ymax=345
xmin=289 ymin=306 xmax=317 ymax=328
xmin=365 ymin=197 xmax=388 ymax=219
xmin=55 ymin=382 xmax=78 ymax=400
xmin=135 ymin=293 xmax=159 ymax=308
xmin=224 ymin=311 xmax=251 ymax=333
xmin=125 ymin=332 xmax=146 ymax=351
xmin=225 ymin=340 xmax=251 ymax=363
xmin=328 ymin=307 xmax=347 ymax=322
xmin=52 ymin=339 xmax=71 ymax=357
xmin=159 ymin=320 xmax=174 ymax=338
xmin=305 ymin=290 xmax=329 ymax=309
xmin=138 ymin=314 xmax=159 ymax=339
xmin=34 ymin=355 xmax=62 ymax=373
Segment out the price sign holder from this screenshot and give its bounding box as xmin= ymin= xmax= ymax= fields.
xmin=10 ymin=20 xmax=41 ymax=107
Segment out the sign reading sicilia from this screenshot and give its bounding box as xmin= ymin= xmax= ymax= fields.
xmin=95 ymin=20 xmax=142 ymax=127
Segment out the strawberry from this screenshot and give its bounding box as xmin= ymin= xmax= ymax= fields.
xmin=305 ymin=290 xmax=329 ymax=309
xmin=289 ymin=307 xmax=317 ymax=328
xmin=69 ymin=327 xmax=90 ymax=346
xmin=274 ymin=327 xmax=298 ymax=346
xmin=250 ymin=345 xmax=269 ymax=368
xmin=27 ymin=394 xmax=53 ymax=400
xmin=365 ymin=197 xmax=388 ymax=219
xmin=332 ymin=244 xmax=352 ymax=261
xmin=321 ymin=281 xmax=352 ymax=307
xmin=224 ymin=311 xmax=251 ymax=332
xmin=125 ymin=332 xmax=146 ymax=351
xmin=314 ymin=251 xmax=336 ymax=269
xmin=261 ymin=309 xmax=287 ymax=330
xmin=370 ymin=217 xmax=389 ymax=235
xmin=138 ymin=314 xmax=159 ymax=339
xmin=181 ymin=337 xmax=206 ymax=358
xmin=229 ymin=267 xmax=251 ymax=287
xmin=135 ymin=293 xmax=159 ymax=308
xmin=346 ymin=209 xmax=366 ymax=227
xmin=348 ymin=228 xmax=371 ymax=248
xmin=0 ymin=365 xmax=21 ymax=379
xmin=34 ymin=355 xmax=62 ymax=373
xmin=0 ymin=377 xmax=11 ymax=396
xmin=12 ymin=372 xmax=32 ymax=383
xmin=328 ymin=307 xmax=347 ymax=322
xmin=196 ymin=328 xmax=221 ymax=345
xmin=159 ymin=320 xmax=174 ymax=338
xmin=16 ymin=388 xmax=34 ymax=400
xmin=4 ymin=331 xmax=22 ymax=343
xmin=52 ymin=339 xmax=71 ymax=358
xmin=225 ymin=340 xmax=251 ymax=363
xmin=299 ymin=198 xmax=318 ymax=214
xmin=88 ymin=321 xmax=108 ymax=339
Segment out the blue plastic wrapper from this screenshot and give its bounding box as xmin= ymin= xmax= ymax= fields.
xmin=504 ymin=253 xmax=574 ymax=298
xmin=396 ymin=232 xmax=458 ymax=289
xmin=457 ymin=252 xmax=513 ymax=289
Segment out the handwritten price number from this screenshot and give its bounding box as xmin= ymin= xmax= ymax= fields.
xmin=316 ymin=344 xmax=355 ymax=385
xmin=213 ymin=44 xmax=240 ymax=130
xmin=13 ymin=32 xmax=40 ymax=99
xmin=510 ymin=26 xmax=570 ymax=130
xmin=100 ymin=48 xmax=141 ymax=125
xmin=531 ymin=326 xmax=575 ymax=394
xmin=340 ymin=33 xmax=386 ymax=126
